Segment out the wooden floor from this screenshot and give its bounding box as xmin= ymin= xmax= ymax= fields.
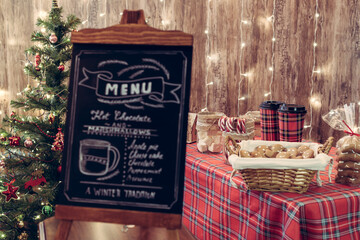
xmin=39 ymin=217 xmax=196 ymax=240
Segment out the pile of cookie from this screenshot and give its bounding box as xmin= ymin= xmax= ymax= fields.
xmin=239 ymin=144 xmax=315 ymax=159
xmin=336 ymin=136 xmax=360 ymax=186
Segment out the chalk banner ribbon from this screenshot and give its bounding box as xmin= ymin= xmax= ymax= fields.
xmin=79 ymin=69 xmax=181 ymax=104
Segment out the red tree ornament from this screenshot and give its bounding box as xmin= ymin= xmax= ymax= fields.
xmin=58 ymin=65 xmax=64 ymax=72
xmin=35 ymin=53 xmax=41 ymax=71
xmin=10 ymin=111 xmax=16 ymax=117
xmin=51 ymin=128 xmax=64 ymax=151
xmin=49 ymin=33 xmax=58 ymax=43
xmin=24 ymin=170 xmax=47 ymax=191
xmin=9 ymin=136 xmax=21 ymax=146
xmin=24 ymin=137 xmax=33 ymax=148
xmin=35 ymin=54 xmax=41 ymax=65
xmin=1 ymin=179 xmax=19 ymax=202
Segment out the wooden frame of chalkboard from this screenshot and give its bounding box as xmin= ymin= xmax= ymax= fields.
xmin=55 ymin=10 xmax=193 ymax=240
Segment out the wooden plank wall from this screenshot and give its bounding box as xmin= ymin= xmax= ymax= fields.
xmin=0 ymin=0 xmax=359 ymax=142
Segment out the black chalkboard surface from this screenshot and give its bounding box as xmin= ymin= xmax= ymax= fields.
xmin=59 ymin=43 xmax=192 ymax=215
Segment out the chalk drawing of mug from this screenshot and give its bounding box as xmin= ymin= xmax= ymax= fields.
xmin=79 ymin=139 xmax=120 ymax=176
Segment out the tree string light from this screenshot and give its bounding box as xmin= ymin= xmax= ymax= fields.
xmin=305 ymin=0 xmax=320 ymax=139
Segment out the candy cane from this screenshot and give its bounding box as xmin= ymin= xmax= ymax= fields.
xmin=218 ymin=116 xmax=227 ymax=132
xmin=236 ymin=118 xmax=242 ymax=134
xmin=226 ymin=117 xmax=236 ymax=132
xmin=241 ymin=119 xmax=246 ymax=133
xmin=221 ymin=117 xmax=227 ymax=131
xmin=218 ymin=116 xmax=224 ymax=131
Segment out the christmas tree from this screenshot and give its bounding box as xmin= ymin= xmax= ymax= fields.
xmin=0 ymin=1 xmax=80 ymax=239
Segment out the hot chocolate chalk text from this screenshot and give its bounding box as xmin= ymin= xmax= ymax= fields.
xmin=90 ymin=110 xmax=152 ymax=123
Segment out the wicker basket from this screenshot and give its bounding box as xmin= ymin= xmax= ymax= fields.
xmin=222 ymin=132 xmax=255 ymax=164
xmin=227 ymin=137 xmax=334 ymax=193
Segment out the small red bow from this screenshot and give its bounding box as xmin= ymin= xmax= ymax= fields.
xmin=343 ymin=120 xmax=360 ymax=137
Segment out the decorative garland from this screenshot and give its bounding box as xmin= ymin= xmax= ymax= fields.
xmin=12 ymin=118 xmax=56 ymax=139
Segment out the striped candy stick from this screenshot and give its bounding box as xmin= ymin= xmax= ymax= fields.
xmin=241 ymin=118 xmax=246 ymax=133
xmin=236 ymin=118 xmax=242 ymax=134
xmin=226 ymin=117 xmax=236 ymax=132
xmin=222 ymin=117 xmax=228 ymax=131
xmin=218 ymin=116 xmax=227 ymax=131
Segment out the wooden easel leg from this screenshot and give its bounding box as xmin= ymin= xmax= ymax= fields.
xmin=139 ymin=227 xmax=151 ymax=240
xmin=138 ymin=227 xmax=179 ymax=240
xmin=166 ymin=229 xmax=180 ymax=240
xmin=55 ymin=220 xmax=73 ymax=240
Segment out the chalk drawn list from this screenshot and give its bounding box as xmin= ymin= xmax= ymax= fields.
xmin=78 ymin=109 xmax=166 ymax=196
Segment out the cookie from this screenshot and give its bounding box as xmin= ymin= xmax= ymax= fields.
xmin=338 ymin=153 xmax=360 ymax=162
xmin=287 ymin=147 xmax=298 ymax=158
xmin=337 ymin=161 xmax=360 ymax=170
xmin=265 ymin=149 xmax=277 ymax=158
xmin=298 ymin=145 xmax=310 ymax=154
xmin=337 ymin=169 xmax=360 ymax=178
xmin=276 ymin=152 xmax=290 ymax=158
xmin=335 ymin=175 xmax=360 ymax=186
xmin=302 ymin=149 xmax=314 ymax=158
xmin=240 ymin=150 xmax=251 ymax=158
xmin=271 ymin=144 xmax=284 ymax=153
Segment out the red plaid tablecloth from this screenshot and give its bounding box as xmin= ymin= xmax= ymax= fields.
xmin=183 ymin=143 xmax=360 ymax=240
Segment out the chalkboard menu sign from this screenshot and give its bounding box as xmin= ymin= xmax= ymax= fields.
xmin=58 ymin=11 xmax=193 ymax=218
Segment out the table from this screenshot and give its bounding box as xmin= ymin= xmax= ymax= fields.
xmin=182 ymin=143 xmax=360 ymax=240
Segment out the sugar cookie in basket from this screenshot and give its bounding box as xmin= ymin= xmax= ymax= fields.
xmin=223 ymin=136 xmax=241 ymax=164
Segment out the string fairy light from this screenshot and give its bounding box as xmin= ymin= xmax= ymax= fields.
xmin=237 ymin=0 xmax=246 ymax=115
xmin=202 ymin=0 xmax=212 ymax=112
xmin=160 ymin=0 xmax=171 ymax=28
xmin=266 ymin=0 xmax=276 ymax=100
xmin=305 ymin=0 xmax=320 ymax=139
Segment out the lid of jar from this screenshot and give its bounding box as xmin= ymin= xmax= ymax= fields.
xmin=278 ymin=103 xmax=307 ymax=114
xmin=259 ymin=101 xmax=284 ymax=110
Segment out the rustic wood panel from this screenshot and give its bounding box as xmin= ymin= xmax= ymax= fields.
xmin=1 ymin=0 xmax=359 ymax=142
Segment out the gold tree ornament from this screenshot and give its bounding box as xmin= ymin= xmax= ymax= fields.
xmin=17 ymin=232 xmax=28 ymax=240
xmin=52 ymin=0 xmax=59 ymax=9
xmin=17 ymin=220 xmax=24 ymax=228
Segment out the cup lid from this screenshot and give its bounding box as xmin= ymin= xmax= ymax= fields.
xmin=278 ymin=104 xmax=307 ymax=114
xmin=259 ymin=101 xmax=284 ymax=110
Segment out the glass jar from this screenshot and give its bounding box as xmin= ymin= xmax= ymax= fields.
xmin=196 ymin=111 xmax=224 ymax=153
